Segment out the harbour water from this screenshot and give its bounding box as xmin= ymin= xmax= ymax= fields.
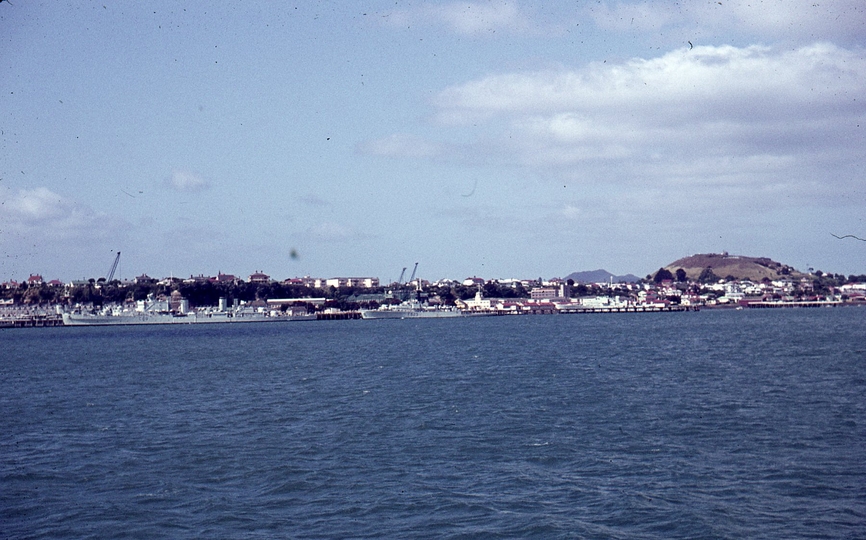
xmin=2 ymin=308 xmax=864 ymax=538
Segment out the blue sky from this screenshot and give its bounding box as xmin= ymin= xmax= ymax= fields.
xmin=2 ymin=1 xmax=865 ymax=283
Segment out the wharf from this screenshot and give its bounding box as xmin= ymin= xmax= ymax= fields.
xmin=744 ymin=300 xmax=842 ymax=308
xmin=557 ymin=305 xmax=698 ymax=314
xmin=0 ymin=315 xmax=65 ymax=328
xmin=317 ymin=311 xmax=361 ymax=320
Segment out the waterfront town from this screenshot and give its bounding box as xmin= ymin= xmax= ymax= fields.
xmin=2 ymin=253 xmax=865 ymax=327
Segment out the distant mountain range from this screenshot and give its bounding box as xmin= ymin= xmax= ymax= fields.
xmin=564 ymin=269 xmax=641 ymax=284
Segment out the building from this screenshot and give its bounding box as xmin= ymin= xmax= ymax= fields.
xmin=457 ymin=290 xmax=492 ymax=311
xmin=185 ymin=274 xmax=210 ymax=284
xmin=323 ymin=277 xmax=380 ymax=289
xmin=134 ymin=274 xmax=156 ymax=284
xmin=530 ymin=283 xmax=571 ymax=300
xmin=215 ymin=272 xmax=238 ymax=284
xmin=248 ymin=271 xmax=271 ymax=284
xmin=530 ymin=287 xmax=559 ymax=300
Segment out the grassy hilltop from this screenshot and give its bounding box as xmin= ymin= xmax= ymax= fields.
xmin=663 ymin=253 xmax=805 ymax=282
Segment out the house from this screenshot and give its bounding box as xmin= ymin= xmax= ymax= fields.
xmin=248 ymin=271 xmax=271 ymax=284
xmin=134 ymin=274 xmax=156 ymax=284
xmin=215 ymin=272 xmax=238 ymax=284
xmin=27 ymin=274 xmax=44 ymax=286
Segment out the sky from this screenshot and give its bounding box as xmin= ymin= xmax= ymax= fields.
xmin=1 ymin=1 xmax=865 ymax=283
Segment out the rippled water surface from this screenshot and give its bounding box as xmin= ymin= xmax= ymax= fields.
xmin=3 ymin=309 xmax=865 ymax=538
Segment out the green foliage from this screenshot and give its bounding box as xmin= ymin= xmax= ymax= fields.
xmin=698 ymin=267 xmax=720 ymax=283
xmin=653 ymin=268 xmax=674 ymax=283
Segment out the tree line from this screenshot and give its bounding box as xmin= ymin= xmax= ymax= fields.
xmin=1 ymin=277 xmax=622 ymax=309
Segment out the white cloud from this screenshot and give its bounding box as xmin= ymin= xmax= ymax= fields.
xmin=0 ymin=187 xmax=128 ymax=241
xmin=425 ymin=42 xmax=865 ymax=197
xmin=386 ymin=1 xmax=534 ymax=36
xmin=695 ymin=0 xmax=866 ymax=42
xmin=591 ymin=0 xmax=866 ymax=44
xmin=307 ymin=221 xmax=359 ymax=242
xmin=437 ymin=43 xmax=863 ymax=120
xmin=428 ymin=1 xmax=526 ymax=35
xmin=560 ymin=204 xmax=582 ymax=220
xmin=588 ymin=1 xmax=680 ymax=32
xmin=166 ymin=170 xmax=210 ymax=192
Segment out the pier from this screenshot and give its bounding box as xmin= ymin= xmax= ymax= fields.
xmin=0 ymin=315 xmax=65 ymax=328
xmin=316 ymin=311 xmax=361 ymax=320
xmin=557 ymin=305 xmax=698 ymax=314
xmin=744 ymin=300 xmax=842 ymax=309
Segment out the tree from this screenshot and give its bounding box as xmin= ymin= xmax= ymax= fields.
xmin=675 ymin=268 xmax=687 ymax=282
xmin=698 ymin=267 xmax=720 ymax=284
xmin=653 ymin=268 xmax=674 ymax=283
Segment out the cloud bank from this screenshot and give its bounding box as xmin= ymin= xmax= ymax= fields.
xmin=0 ymin=187 xmax=126 ymax=242
xmin=370 ymin=43 xmax=864 ymax=203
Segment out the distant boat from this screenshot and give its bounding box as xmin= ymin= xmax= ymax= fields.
xmin=360 ymin=300 xmax=464 ymax=320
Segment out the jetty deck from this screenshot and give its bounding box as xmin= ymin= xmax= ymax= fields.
xmin=316 ymin=311 xmax=361 ymax=320
xmin=0 ymin=315 xmax=65 ymax=328
xmin=556 ymin=305 xmax=698 ymax=314
xmin=744 ymin=300 xmax=842 ymax=308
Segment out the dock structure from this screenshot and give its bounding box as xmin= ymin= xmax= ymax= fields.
xmin=316 ymin=311 xmax=361 ymax=320
xmin=0 ymin=315 xmax=65 ymax=328
xmin=743 ymin=300 xmax=842 ymax=309
xmin=556 ymin=305 xmax=698 ymax=314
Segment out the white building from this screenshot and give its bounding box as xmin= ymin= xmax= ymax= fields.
xmin=323 ymin=277 xmax=380 ymax=289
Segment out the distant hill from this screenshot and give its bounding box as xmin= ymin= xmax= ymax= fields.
xmin=663 ymin=253 xmax=804 ymax=281
xmin=565 ymin=269 xmax=640 ymax=284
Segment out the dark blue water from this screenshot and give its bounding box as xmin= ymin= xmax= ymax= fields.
xmin=2 ymin=309 xmax=865 ymax=539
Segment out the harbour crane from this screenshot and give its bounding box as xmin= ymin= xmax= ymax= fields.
xmin=397 ymin=267 xmax=407 ymax=285
xmin=408 ymin=262 xmax=418 ymax=284
xmin=106 ymin=251 xmax=121 ymax=282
